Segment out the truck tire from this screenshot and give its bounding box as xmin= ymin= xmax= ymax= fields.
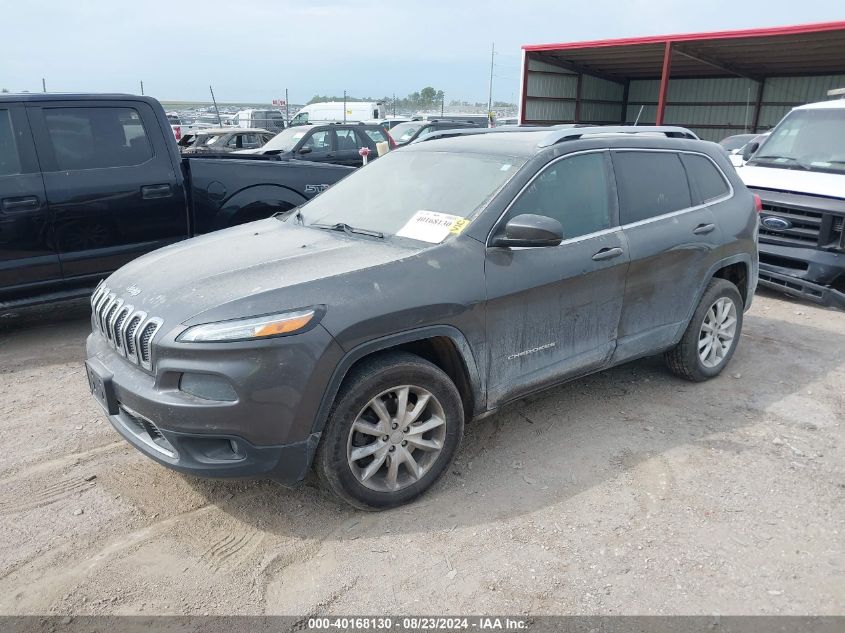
xmin=665 ymin=278 xmax=744 ymax=382
xmin=315 ymin=351 xmax=464 ymax=510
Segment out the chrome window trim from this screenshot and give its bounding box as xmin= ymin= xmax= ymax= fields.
xmin=486 ymin=147 xmax=735 ymax=247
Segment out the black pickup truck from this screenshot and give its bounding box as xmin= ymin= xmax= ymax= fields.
xmin=0 ymin=94 xmax=353 ymax=309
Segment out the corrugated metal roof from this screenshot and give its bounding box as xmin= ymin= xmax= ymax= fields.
xmin=524 ymin=21 xmax=845 ymax=79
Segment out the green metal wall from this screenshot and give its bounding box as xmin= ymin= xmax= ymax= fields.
xmin=523 ymin=55 xmax=845 ymax=142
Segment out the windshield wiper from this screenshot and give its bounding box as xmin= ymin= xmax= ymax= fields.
xmin=749 ymin=155 xmax=812 ymax=171
xmin=310 ymin=222 xmax=384 ymax=239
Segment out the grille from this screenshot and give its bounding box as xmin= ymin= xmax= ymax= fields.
xmin=90 ymin=285 xmax=163 ymax=371
xmin=759 ymin=204 xmax=822 ymax=246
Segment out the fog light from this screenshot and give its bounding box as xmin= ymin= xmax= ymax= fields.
xmin=179 ymin=373 xmax=237 ymax=402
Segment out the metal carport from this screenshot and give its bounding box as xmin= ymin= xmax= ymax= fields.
xmin=519 ymin=21 xmax=845 ymax=140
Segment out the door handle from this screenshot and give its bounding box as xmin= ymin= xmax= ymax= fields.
xmin=592 ymin=247 xmax=624 ymax=261
xmin=1 ymin=196 xmax=40 ymax=213
xmin=141 ymin=184 xmax=173 ymax=199
xmin=693 ymin=223 xmax=716 ymax=235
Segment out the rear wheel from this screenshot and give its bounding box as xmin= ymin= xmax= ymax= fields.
xmin=665 ymin=278 xmax=744 ymax=382
xmin=315 ymin=352 xmax=464 ymax=510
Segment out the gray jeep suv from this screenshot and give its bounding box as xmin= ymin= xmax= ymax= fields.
xmin=85 ymin=127 xmax=758 ymax=509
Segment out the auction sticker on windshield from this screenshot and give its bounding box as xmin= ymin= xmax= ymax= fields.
xmin=396 ymin=210 xmax=468 ymax=243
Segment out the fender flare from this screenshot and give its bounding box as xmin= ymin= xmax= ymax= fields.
xmin=216 ymin=184 xmax=307 ymax=228
xmin=310 ymin=325 xmax=485 ymax=436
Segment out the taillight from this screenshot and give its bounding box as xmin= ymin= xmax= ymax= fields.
xmin=386 ymin=132 xmax=397 ymax=150
xmin=753 ymin=193 xmax=762 ymax=213
xmin=173 ymin=125 xmax=181 ymax=141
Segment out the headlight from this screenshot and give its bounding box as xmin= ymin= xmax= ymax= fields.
xmin=177 ymin=308 xmax=317 ymax=343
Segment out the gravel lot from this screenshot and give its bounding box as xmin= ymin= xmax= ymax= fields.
xmin=0 ymin=291 xmax=842 ymax=616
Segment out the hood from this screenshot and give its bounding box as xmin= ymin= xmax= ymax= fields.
xmin=736 ymin=164 xmax=845 ymax=200
xmin=103 ymin=218 xmax=422 ymax=326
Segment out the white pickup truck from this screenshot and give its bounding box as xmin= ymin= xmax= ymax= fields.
xmin=734 ymin=99 xmax=845 ymax=308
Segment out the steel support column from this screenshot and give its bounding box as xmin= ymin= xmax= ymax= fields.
xmin=574 ymin=73 xmax=583 ymax=122
xmin=751 ymin=78 xmax=766 ymax=132
xmin=656 ymin=41 xmax=672 ymax=125
xmin=519 ymin=50 xmax=529 ymax=124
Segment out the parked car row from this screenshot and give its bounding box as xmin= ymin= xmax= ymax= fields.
xmin=178 ymin=128 xmax=275 ymax=154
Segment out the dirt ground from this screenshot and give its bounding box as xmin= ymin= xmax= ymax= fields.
xmin=0 ymin=290 xmax=842 ymax=616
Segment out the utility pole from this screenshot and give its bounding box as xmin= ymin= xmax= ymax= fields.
xmin=343 ymin=89 xmax=347 ymax=122
xmin=42 ymin=78 xmax=46 ymax=93
xmin=487 ymin=42 xmax=495 ymax=127
xmin=140 ymin=80 xmax=144 ymax=96
xmin=209 ymin=85 xmax=222 ymax=126
xmin=285 ymin=88 xmax=289 ymax=126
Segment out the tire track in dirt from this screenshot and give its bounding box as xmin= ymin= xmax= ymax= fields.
xmin=199 ymin=530 xmax=261 ymax=573
xmin=0 ymin=475 xmax=97 ymax=514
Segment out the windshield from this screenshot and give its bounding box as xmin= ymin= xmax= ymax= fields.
xmin=294 ymin=150 xmax=525 ymax=241
xmin=749 ymin=107 xmax=845 ymax=174
xmin=262 ymin=127 xmax=308 ymax=151
xmin=390 ymin=122 xmax=427 ymax=143
xmin=719 ymin=134 xmax=754 ymax=151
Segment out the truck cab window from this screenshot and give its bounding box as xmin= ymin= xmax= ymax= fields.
xmin=43 ymin=107 xmax=153 ymax=170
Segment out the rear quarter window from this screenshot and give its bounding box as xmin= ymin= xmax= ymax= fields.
xmin=613 ymin=151 xmax=692 ymax=224
xmin=681 ymin=153 xmax=730 ymax=202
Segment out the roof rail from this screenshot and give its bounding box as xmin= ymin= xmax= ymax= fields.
xmin=537 ymin=125 xmax=699 ymax=147
xmin=413 ymin=125 xmax=556 ymax=144
xmin=414 ymin=128 xmax=493 ymax=143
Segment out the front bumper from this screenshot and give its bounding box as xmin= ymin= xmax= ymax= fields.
xmin=758 ymin=241 xmax=845 ymax=309
xmin=85 ymin=323 xmax=343 ymax=482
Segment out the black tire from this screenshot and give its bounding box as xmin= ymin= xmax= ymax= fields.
xmin=665 ymin=278 xmax=744 ymax=382
xmin=315 ymin=351 xmax=464 ymax=510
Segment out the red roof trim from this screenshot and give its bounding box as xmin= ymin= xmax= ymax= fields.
xmin=522 ymin=20 xmax=845 ymax=52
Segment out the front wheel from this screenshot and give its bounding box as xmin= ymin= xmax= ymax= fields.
xmin=315 ymin=352 xmax=464 ymax=510
xmin=665 ymin=278 xmax=744 ymax=382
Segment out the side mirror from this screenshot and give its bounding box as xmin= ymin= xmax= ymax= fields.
xmin=298 ymin=146 xmax=312 ymax=155
xmin=741 ymin=141 xmax=760 ymax=163
xmin=490 ymin=214 xmax=563 ymax=248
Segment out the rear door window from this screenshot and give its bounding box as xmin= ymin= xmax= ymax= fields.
xmin=43 ymin=107 xmax=152 ymax=170
xmin=363 ymin=128 xmax=387 ymax=143
xmin=681 ymin=153 xmax=730 ymax=203
xmin=506 ymin=151 xmax=614 ymax=240
xmin=334 ymin=128 xmax=359 ymax=150
xmin=0 ymin=109 xmax=22 ymax=176
xmin=612 ymin=151 xmax=692 ymax=224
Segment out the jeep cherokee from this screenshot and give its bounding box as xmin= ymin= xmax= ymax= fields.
xmin=85 ymin=126 xmax=758 ymax=509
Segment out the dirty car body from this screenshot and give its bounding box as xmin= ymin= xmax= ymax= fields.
xmin=85 ymin=129 xmax=758 ymax=506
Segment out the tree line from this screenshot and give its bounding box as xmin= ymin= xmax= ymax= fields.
xmin=308 ymin=86 xmax=511 ymax=110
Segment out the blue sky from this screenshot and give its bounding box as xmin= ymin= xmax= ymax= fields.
xmin=3 ymin=0 xmax=843 ymax=104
